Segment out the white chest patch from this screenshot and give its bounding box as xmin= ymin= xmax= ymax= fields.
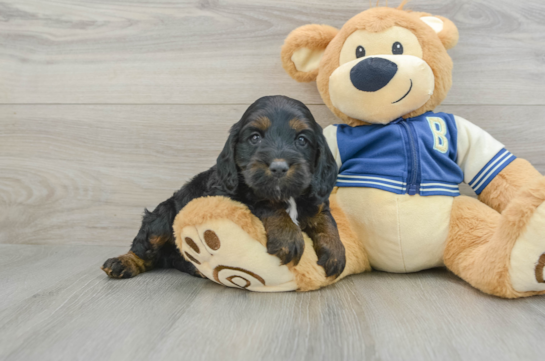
xmin=286 ymin=197 xmax=299 ymax=226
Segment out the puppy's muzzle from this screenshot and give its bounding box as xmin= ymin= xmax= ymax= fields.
xmin=350 ymin=57 xmax=398 ymax=92
xmin=269 ymin=159 xmax=289 ymax=178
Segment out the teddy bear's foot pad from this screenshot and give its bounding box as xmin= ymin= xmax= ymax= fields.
xmin=510 ymin=202 xmax=545 ymax=292
xmin=178 ymin=218 xmax=298 ymax=292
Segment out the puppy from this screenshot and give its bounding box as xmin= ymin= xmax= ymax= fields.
xmin=102 ymin=96 xmax=346 ymax=280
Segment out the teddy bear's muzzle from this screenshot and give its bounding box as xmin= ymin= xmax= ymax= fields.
xmin=328 ymin=55 xmax=435 ymax=124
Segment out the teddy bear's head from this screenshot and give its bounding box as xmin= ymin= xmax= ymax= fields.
xmin=281 ymin=5 xmax=459 ymax=126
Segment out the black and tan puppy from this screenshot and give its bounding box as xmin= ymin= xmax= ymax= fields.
xmin=102 ymin=96 xmax=346 ymax=280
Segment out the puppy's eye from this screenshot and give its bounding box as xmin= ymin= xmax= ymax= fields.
xmin=296 ymin=136 xmax=308 ymax=147
xmin=249 ymin=133 xmax=261 ymax=145
xmin=356 ymin=45 xmax=366 ymax=58
xmin=392 ymin=42 xmax=403 ymax=55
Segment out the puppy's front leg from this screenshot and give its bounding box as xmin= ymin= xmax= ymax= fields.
xmin=102 ymin=198 xmax=199 ymax=279
xmin=258 ymin=205 xmax=305 ymax=266
xmin=301 ymin=206 xmax=346 ymax=278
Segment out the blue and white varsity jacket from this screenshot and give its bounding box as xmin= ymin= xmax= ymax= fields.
xmin=323 ymin=111 xmax=516 ymax=197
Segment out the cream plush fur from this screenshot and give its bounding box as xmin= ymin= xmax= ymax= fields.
xmin=173 ymin=5 xmax=545 ymax=297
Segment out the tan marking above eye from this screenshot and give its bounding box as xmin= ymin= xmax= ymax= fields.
xmin=339 ymin=26 xmax=423 ymax=65
xmin=204 ymin=230 xmax=221 ymax=250
xmin=289 ymin=118 xmax=311 ymax=132
xmin=249 ymin=116 xmax=271 ymax=131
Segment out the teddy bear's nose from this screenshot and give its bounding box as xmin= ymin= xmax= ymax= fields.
xmin=350 ymin=57 xmax=398 ymax=92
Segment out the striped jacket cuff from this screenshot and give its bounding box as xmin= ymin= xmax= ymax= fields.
xmin=469 ymin=149 xmax=516 ymax=195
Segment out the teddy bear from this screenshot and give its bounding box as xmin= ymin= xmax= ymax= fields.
xmin=172 ymin=3 xmax=545 ymax=298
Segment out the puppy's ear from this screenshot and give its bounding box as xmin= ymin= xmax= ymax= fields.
xmin=216 ymin=122 xmax=241 ymax=194
xmin=309 ymin=127 xmax=338 ymax=204
xmin=281 ymin=24 xmax=338 ymax=83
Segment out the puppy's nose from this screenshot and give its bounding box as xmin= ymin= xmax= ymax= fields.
xmin=350 ymin=57 xmax=398 ymax=92
xmin=269 ymin=160 xmax=289 ymax=176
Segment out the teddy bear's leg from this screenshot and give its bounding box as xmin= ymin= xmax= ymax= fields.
xmin=173 ymin=196 xmax=299 ymax=292
xmin=172 ymin=194 xmax=369 ymax=292
xmin=479 ymin=158 xmax=542 ymax=213
xmin=444 ymin=177 xmax=545 ymax=298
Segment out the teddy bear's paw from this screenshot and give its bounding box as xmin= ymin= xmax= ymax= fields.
xmin=177 ymin=218 xmax=298 ymax=292
xmin=510 ymin=202 xmax=545 ymax=292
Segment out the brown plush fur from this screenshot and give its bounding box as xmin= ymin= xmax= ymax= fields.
xmin=445 ymin=177 xmax=545 ymax=298
xmin=444 ymin=196 xmax=503 ymax=296
xmin=316 ymin=8 xmax=455 ymax=126
xmin=281 ymin=24 xmax=339 ymax=83
xmin=281 ymin=7 xmax=458 ymax=126
xmin=479 ymin=158 xmax=542 ymax=213
xmin=410 ymin=13 xmax=459 ymax=50
xmin=279 ymin=5 xmax=545 ymax=297
xmin=173 ymin=196 xmax=268 ymax=248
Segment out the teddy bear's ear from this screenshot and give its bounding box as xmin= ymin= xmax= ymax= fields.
xmin=281 ymin=24 xmax=339 ymax=82
xmin=420 ymin=15 xmax=459 ymax=50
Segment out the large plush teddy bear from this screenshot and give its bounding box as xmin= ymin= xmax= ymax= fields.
xmin=173 ymin=4 xmax=545 ymax=298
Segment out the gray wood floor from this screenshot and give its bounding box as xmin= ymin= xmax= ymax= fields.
xmin=1 ymin=0 xmax=545 ymax=360
xmin=1 ymin=244 xmax=545 ymax=361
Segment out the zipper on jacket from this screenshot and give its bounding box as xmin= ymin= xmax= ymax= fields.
xmin=395 ymin=118 xmax=421 ymax=195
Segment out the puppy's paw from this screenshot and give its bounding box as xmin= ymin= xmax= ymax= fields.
xmin=266 ymin=231 xmax=305 ymax=266
xmin=101 ymin=252 xmax=146 ymax=279
xmin=315 ymin=242 xmax=346 ymax=278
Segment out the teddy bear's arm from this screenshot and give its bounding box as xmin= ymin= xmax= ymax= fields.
xmin=454 ymin=115 xmax=542 ymax=213
xmin=479 ymin=159 xmax=542 ymax=213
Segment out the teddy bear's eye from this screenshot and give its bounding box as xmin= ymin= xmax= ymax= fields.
xmin=392 ymin=42 xmax=404 ymax=55
xmin=355 ymin=45 xmax=366 ymax=58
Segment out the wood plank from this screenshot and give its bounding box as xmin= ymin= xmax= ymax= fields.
xmin=0 ymin=0 xmax=544 ymax=105
xmin=0 ymin=104 xmax=238 ymax=246
xmin=1 ymin=104 xmax=544 ymax=246
xmin=0 ymin=245 xmax=208 ymax=361
xmin=350 ymin=271 xmax=545 ymax=360
xmin=1 ymin=244 xmax=544 ymax=361
xmin=0 ymin=244 xmax=124 ymax=311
